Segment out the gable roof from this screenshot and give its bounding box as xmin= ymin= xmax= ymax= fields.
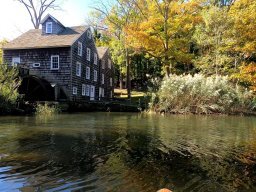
xmin=40 ymin=14 xmax=65 ymax=28
xmin=97 ymin=47 xmax=109 ymax=59
xmin=3 ymin=26 xmax=88 ymax=50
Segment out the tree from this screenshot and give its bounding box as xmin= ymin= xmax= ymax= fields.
xmin=0 ymin=40 xmax=8 ymax=64
xmin=125 ymin=0 xmax=201 ymax=77
xmin=193 ymin=4 xmax=235 ymax=75
xmin=16 ymin=0 xmax=61 ymax=29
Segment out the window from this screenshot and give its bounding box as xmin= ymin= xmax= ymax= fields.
xmin=110 ymin=78 xmax=113 ymax=86
xmin=108 ymin=59 xmax=111 ymax=69
xmin=87 ymin=30 xmax=91 ymax=39
xmin=78 ymin=42 xmax=83 ymax=56
xmin=33 ymin=63 xmax=40 ymax=68
xmin=86 ymin=85 xmax=90 ymax=96
xmin=76 ymin=62 xmax=81 ymax=76
xmin=110 ymin=91 xmax=113 ymax=98
xmin=82 ymin=84 xmax=86 ymax=96
xmin=102 ymin=60 xmax=105 ymax=69
xmin=102 ymin=88 xmax=104 ymax=97
xmin=12 ymin=57 xmax=20 ymax=66
xmin=101 ymin=74 xmax=104 ymax=84
xmin=94 ymin=53 xmax=97 ymax=65
xmin=51 ymin=55 xmax=59 ymax=70
xmin=86 ymin=66 xmax=90 ymax=79
xmin=94 ymin=70 xmax=97 ymax=81
xmin=99 ymin=87 xmax=102 ymax=97
xmin=46 ymin=22 xmax=52 ymax=34
xmin=86 ymin=48 xmax=91 ymax=61
xmin=73 ymin=87 xmax=77 ymax=95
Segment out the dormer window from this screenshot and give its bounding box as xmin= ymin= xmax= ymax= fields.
xmin=46 ymin=22 xmax=52 ymax=34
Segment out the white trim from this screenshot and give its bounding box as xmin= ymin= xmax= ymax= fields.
xmin=82 ymin=84 xmax=86 ymax=96
xmin=86 ymin=48 xmax=91 ymax=61
xmin=76 ymin=62 xmax=81 ymax=76
xmin=46 ymin=22 xmax=52 ymax=34
xmin=33 ymin=63 xmax=40 ymax=68
xmin=86 ymin=85 xmax=90 ymax=96
xmin=86 ymin=66 xmax=90 ymax=79
xmin=51 ymin=55 xmax=59 ymax=70
xmin=12 ymin=57 xmax=20 ymax=66
xmin=110 ymin=78 xmax=113 ymax=86
xmin=78 ymin=41 xmax=83 ymax=56
xmin=94 ymin=53 xmax=97 ymax=65
xmin=94 ymin=70 xmax=97 ymax=81
xmin=73 ymin=87 xmax=77 ymax=95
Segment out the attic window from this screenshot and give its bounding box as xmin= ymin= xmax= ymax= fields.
xmin=87 ymin=31 xmax=91 ymax=39
xmin=46 ymin=22 xmax=52 ymax=34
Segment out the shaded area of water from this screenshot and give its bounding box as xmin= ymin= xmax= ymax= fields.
xmin=0 ymin=113 xmax=256 ymax=191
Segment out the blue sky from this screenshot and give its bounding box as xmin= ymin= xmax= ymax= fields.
xmin=0 ymin=0 xmax=110 ymax=40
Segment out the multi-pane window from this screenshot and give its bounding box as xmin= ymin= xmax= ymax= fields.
xmin=94 ymin=70 xmax=97 ymax=81
xmin=82 ymin=84 xmax=86 ymax=96
xmin=102 ymin=60 xmax=105 ymax=69
xmin=110 ymin=78 xmax=113 ymax=86
xmin=101 ymin=74 xmax=104 ymax=84
xmin=94 ymin=53 xmax=97 ymax=65
xmin=51 ymin=55 xmax=59 ymax=70
xmin=87 ymin=30 xmax=91 ymax=39
xmin=108 ymin=59 xmax=111 ymax=69
xmin=78 ymin=42 xmax=82 ymax=56
xmin=76 ymin=62 xmax=81 ymax=76
xmin=46 ymin=22 xmax=52 ymax=33
xmin=86 ymin=85 xmax=90 ymax=96
xmin=86 ymin=48 xmax=91 ymax=61
xmin=73 ymin=87 xmax=77 ymax=95
xmin=86 ymin=66 xmax=90 ymax=79
xmin=12 ymin=57 xmax=20 ymax=66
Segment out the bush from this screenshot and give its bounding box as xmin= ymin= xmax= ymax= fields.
xmin=151 ymin=74 xmax=255 ymax=114
xmin=0 ymin=64 xmax=21 ymax=114
xmin=35 ymin=103 xmax=60 ymax=116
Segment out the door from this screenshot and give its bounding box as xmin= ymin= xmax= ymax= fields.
xmin=90 ymin=85 xmax=95 ymax=101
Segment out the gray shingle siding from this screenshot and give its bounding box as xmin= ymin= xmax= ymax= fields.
xmin=42 ymin=17 xmax=65 ymax=35
xmin=70 ymin=29 xmax=100 ymax=101
xmin=3 ymin=48 xmax=72 ymax=100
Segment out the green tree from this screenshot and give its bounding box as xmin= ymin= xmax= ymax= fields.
xmin=193 ymin=4 xmax=235 ymax=75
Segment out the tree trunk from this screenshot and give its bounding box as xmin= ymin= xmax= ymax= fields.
xmin=126 ymin=49 xmax=131 ymax=99
xmin=165 ymin=65 xmax=171 ymax=78
xmin=120 ymin=72 xmax=123 ymax=89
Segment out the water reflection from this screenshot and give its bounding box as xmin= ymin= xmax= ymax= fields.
xmin=0 ymin=113 xmax=256 ymax=191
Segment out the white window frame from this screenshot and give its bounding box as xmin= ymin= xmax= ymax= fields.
xmin=86 ymin=48 xmax=91 ymax=61
xmin=73 ymin=87 xmax=77 ymax=95
xmin=51 ymin=55 xmax=59 ymax=70
xmin=76 ymin=62 xmax=81 ymax=76
xmin=82 ymin=84 xmax=86 ymax=96
xmin=102 ymin=60 xmax=105 ymax=69
xmin=12 ymin=57 xmax=20 ymax=66
xmin=94 ymin=53 xmax=97 ymax=65
xmin=94 ymin=70 xmax=97 ymax=82
xmin=102 ymin=74 xmax=104 ymax=84
xmin=86 ymin=85 xmax=90 ymax=96
xmin=86 ymin=66 xmax=90 ymax=80
xmin=87 ymin=30 xmax=91 ymax=39
xmin=110 ymin=78 xmax=113 ymax=86
xmin=108 ymin=59 xmax=111 ymax=69
xmin=78 ymin=41 xmax=83 ymax=56
xmin=46 ymin=22 xmax=52 ymax=34
xmin=32 ymin=63 xmax=40 ymax=68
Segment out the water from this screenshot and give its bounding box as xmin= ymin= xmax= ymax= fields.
xmin=0 ymin=113 xmax=256 ymax=192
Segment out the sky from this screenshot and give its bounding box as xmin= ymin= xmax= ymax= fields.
xmin=0 ymin=0 xmax=101 ymax=40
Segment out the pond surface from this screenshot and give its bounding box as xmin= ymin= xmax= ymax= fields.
xmin=0 ymin=113 xmax=256 ymax=192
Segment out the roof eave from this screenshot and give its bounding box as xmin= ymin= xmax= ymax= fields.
xmin=3 ymin=45 xmax=71 ymax=50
